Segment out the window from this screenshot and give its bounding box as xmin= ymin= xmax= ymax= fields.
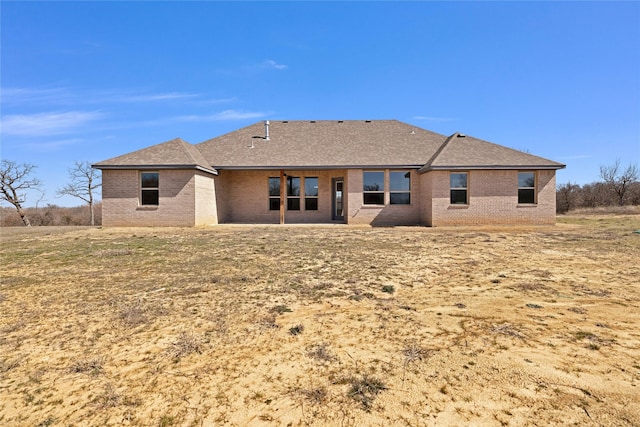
xmin=287 ymin=176 xmax=300 ymax=210
xmin=304 ymin=177 xmax=318 ymax=210
xmin=450 ymin=172 xmax=468 ymax=204
xmin=518 ymin=172 xmax=536 ymax=204
xmin=140 ymin=172 xmax=159 ymax=206
xmin=363 ymin=171 xmax=384 ymax=205
xmin=390 ymin=171 xmax=411 ymax=204
xmin=268 ymin=177 xmax=280 ymax=210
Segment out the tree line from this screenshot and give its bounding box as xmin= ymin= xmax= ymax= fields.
xmin=1 ymin=158 xmax=638 ymax=226
xmin=556 ymin=160 xmax=639 ymax=213
xmin=1 ymin=160 xmax=101 ymax=226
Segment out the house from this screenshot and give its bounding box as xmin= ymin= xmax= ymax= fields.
xmin=92 ymin=120 xmax=565 ymax=227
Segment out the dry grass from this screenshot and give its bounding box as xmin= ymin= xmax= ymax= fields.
xmin=1 ymin=213 xmax=639 ymax=425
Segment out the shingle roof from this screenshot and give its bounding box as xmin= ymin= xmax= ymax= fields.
xmin=93 ymin=138 xmax=217 ymax=174
xmin=93 ymin=121 xmax=565 ymax=172
xmin=196 ymin=120 xmax=446 ymax=168
xmin=420 ymin=132 xmax=565 ymax=171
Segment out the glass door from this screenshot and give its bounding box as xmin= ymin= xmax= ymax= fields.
xmin=332 ymin=178 xmax=344 ymax=221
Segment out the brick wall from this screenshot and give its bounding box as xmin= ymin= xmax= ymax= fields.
xmin=102 ymin=168 xmax=557 ymax=227
xmin=102 ymin=169 xmax=202 ymax=227
xmin=427 ymin=169 xmax=557 ymax=226
xmin=194 ymin=172 xmax=218 ymax=226
xmin=347 ymin=169 xmax=421 ymax=226
xmin=220 ymin=170 xmax=340 ymax=224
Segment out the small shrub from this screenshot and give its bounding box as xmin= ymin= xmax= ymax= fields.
xmin=347 ymin=375 xmax=387 ymax=411
xmin=270 ymin=305 xmax=292 ymax=314
xmin=307 ymin=342 xmax=336 ymax=362
xmin=257 ymin=314 xmax=279 ymax=330
xmin=167 ymin=332 xmax=203 ymax=360
xmin=289 ymin=324 xmax=304 ymax=336
xmin=36 ymin=417 xmax=56 ymax=427
xmin=381 ymin=285 xmax=395 ymax=294
xmin=300 ymin=386 xmax=328 ymax=404
xmin=69 ymin=357 xmax=104 ymax=375
xmin=96 ymin=383 xmax=122 ymax=409
xmin=119 ymin=302 xmax=146 ymax=327
xmin=403 ymin=342 xmax=431 ymax=365
xmin=158 ymin=415 xmax=176 ymax=427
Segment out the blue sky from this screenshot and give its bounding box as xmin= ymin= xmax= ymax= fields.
xmin=2 ymin=1 xmax=639 ymax=207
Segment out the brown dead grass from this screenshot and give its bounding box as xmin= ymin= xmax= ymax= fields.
xmin=1 ymin=214 xmax=639 ymax=426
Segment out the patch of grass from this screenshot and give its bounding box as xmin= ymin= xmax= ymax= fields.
xmin=69 ymin=356 xmax=104 ymax=375
xmin=167 ymin=332 xmax=203 ymax=360
xmin=349 ymin=289 xmax=375 ymax=301
xmin=95 ymin=383 xmax=122 ymax=409
xmin=289 ymin=324 xmax=304 ymax=336
xmin=257 ymin=314 xmax=279 ymax=330
xmin=119 ymin=301 xmax=147 ymax=327
xmin=402 ymin=341 xmax=431 ymax=365
xmin=270 ymin=305 xmax=292 ymax=314
xmin=299 ymin=386 xmax=328 ymax=404
xmin=95 ymin=248 xmax=133 ymax=257
xmin=36 ymin=417 xmax=56 ymax=427
xmin=158 ymin=415 xmax=176 ymax=427
xmin=347 ymin=375 xmax=387 ymax=411
xmin=491 ymin=323 xmax=526 ymax=339
xmin=307 ymin=342 xmax=336 ymax=362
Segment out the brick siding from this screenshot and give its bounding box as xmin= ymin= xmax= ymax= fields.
xmin=424 ymin=169 xmax=557 ymax=226
xmin=102 ymin=168 xmax=558 ymax=227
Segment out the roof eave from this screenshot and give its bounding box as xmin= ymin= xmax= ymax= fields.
xmin=92 ymin=164 xmax=218 ymax=175
xmin=214 ymin=164 xmax=425 ymax=171
xmin=419 ymin=164 xmax=566 ymax=173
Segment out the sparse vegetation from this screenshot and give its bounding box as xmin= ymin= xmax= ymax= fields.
xmin=381 ymin=285 xmax=395 ymax=294
xmin=69 ymin=357 xmax=104 ymax=375
xmin=288 ymin=324 xmax=304 ymax=336
xmin=167 ymin=332 xmax=204 ymax=360
xmin=347 ymin=375 xmax=387 ymax=411
xmin=1 ymin=213 xmax=638 ymax=425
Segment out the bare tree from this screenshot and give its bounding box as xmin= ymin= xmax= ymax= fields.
xmin=0 ymin=160 xmax=42 ymax=226
xmin=556 ymin=182 xmax=581 ymax=213
xmin=599 ymin=159 xmax=639 ymax=206
xmin=57 ymin=161 xmax=102 ymax=226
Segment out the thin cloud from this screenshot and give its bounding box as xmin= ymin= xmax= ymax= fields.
xmin=2 ymin=86 xmax=203 ymax=106
xmin=197 ymin=97 xmax=238 ymax=106
xmin=1 ymin=111 xmax=104 ymax=136
xmin=413 ymin=116 xmax=459 ymax=122
xmin=122 ymin=92 xmax=200 ymax=102
xmin=177 ymin=110 xmax=268 ymax=122
xmin=2 ymin=87 xmax=74 ymax=105
xmin=261 ymin=60 xmax=288 ymax=70
xmin=23 ymin=138 xmax=84 ymax=152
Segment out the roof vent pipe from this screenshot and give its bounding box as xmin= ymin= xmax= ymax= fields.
xmin=264 ymin=120 xmax=270 ymax=140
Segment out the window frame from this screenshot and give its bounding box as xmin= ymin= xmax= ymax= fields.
xmin=518 ymin=171 xmax=536 ymax=204
xmin=363 ymin=171 xmax=385 ymax=205
xmin=287 ymin=176 xmax=301 ymax=211
xmin=268 ymin=177 xmax=280 ymax=211
xmin=304 ymin=177 xmax=319 ymax=211
xmin=140 ymin=171 xmax=159 ymax=206
xmin=450 ymin=172 xmax=468 ymax=205
xmin=389 ymin=171 xmax=411 ymax=205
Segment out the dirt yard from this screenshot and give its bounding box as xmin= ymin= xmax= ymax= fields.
xmin=1 ymin=212 xmax=639 ymax=426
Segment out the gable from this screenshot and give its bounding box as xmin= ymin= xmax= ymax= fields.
xmin=93 ymin=138 xmax=217 ymax=174
xmin=421 ymin=133 xmax=565 ymax=171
